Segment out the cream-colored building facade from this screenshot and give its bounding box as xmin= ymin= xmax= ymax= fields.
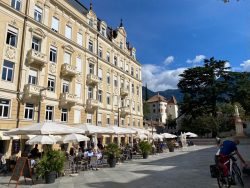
xmin=0 ymin=0 xmax=143 ymax=156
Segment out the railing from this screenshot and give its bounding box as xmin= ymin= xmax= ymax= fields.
xmin=27 ymin=49 xmax=47 ymax=66
xmin=61 ymin=63 xmax=77 ymax=77
xmin=86 ymin=74 xmax=99 ymax=85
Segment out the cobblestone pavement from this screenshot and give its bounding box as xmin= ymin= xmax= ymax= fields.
xmin=0 ymin=145 xmax=249 ymax=188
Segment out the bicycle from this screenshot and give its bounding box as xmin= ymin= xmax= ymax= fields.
xmin=215 ymin=153 xmax=244 ymax=188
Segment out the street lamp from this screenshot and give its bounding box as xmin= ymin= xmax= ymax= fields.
xmin=37 ymin=87 xmax=48 ymax=123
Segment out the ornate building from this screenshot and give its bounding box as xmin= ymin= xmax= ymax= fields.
xmin=0 ymin=0 xmax=143 ymax=156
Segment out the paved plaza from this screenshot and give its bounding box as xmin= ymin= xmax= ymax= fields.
xmin=0 ymin=145 xmax=249 ymax=188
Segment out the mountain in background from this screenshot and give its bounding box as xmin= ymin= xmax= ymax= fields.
xmin=142 ymin=86 xmax=183 ymax=103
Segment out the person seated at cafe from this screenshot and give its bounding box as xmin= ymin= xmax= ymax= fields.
xmin=77 ymin=148 xmax=84 ymax=158
xmin=69 ymin=147 xmax=76 ymax=157
xmin=96 ymin=149 xmax=102 ymax=160
xmin=30 ymin=144 xmax=39 ymax=158
xmin=87 ymin=148 xmax=94 ymax=157
xmin=0 ymin=153 xmax=7 ymax=175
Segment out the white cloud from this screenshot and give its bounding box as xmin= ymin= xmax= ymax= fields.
xmin=224 ymin=62 xmax=230 ymax=68
xmin=142 ymin=64 xmax=187 ymax=91
xmin=164 ymin=56 xmax=174 ymax=65
xmin=186 ymin=55 xmax=206 ymax=64
xmin=240 ymin=59 xmax=250 ymax=71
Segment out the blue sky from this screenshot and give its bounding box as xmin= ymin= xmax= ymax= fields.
xmin=81 ymin=0 xmax=250 ymax=91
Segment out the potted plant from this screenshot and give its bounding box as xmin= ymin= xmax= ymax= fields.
xmin=167 ymin=140 xmax=175 ymax=152
xmin=139 ymin=141 xmax=152 ymax=159
xmin=36 ymin=149 xmax=66 ymax=184
xmin=104 ymin=143 xmax=121 ymax=168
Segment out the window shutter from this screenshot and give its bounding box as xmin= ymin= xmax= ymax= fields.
xmin=76 ymin=57 xmax=82 ymax=72
xmin=74 ymin=110 xmax=81 ymax=124
xmin=29 ymin=69 xmax=38 ymax=77
xmin=77 ymin=33 xmax=83 ymax=46
xmin=75 ymin=83 xmax=81 ymax=98
xmin=98 ymin=68 xmax=102 ymax=79
xmin=64 ymin=52 xmax=70 ymax=64
xmin=65 ymin=25 xmax=72 ymax=39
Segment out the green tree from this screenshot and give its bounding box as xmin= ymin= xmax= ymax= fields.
xmin=178 ymin=57 xmax=229 ymax=117
xmin=143 ymin=102 xmax=150 ymax=118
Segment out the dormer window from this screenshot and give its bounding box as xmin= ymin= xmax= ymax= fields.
xmin=101 ymin=26 xmax=106 ymax=37
xmin=132 ymin=51 xmax=136 ymax=59
xmin=89 ymin=18 xmax=94 ymax=27
xmin=120 ymin=41 xmax=123 ymax=49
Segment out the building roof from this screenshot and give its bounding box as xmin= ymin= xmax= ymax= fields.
xmin=146 ymin=93 xmax=168 ymax=103
xmin=168 ymin=96 xmax=177 ymax=105
xmin=146 ymin=94 xmax=178 ymax=104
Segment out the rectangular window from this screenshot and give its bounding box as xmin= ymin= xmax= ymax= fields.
xmin=106 ymin=52 xmax=110 ymax=62
xmin=106 ymin=73 xmax=110 ymax=84
xmin=89 ymin=18 xmax=93 ymax=27
xmin=11 ymin=0 xmax=21 ymax=11
xmin=61 ymin=108 xmax=68 ymax=122
xmin=88 ymin=40 xmax=93 ymax=52
xmin=24 ymin=103 xmax=34 ymax=120
xmin=74 ymin=110 xmax=81 ymax=124
xmin=138 ymin=120 xmax=140 ymax=127
xmin=87 ymin=113 xmax=92 ymax=123
xmin=88 ymin=63 xmax=94 ymax=74
xmin=132 ymin=84 xmax=134 ymax=93
xmin=62 ymin=81 xmax=69 ymax=93
xmin=76 ymin=57 xmax=82 ymax=72
xmin=131 ymin=67 xmax=134 ymax=76
xmin=125 ymin=64 xmax=129 ymax=72
xmin=0 ymin=99 xmax=10 ymax=118
xmin=34 ymin=6 xmax=42 ymax=23
xmin=49 ymin=46 xmax=57 ymax=63
xmin=64 ymin=52 xmax=71 ymax=64
xmin=47 ymin=75 xmax=55 ymax=92
xmin=132 ymin=101 xmax=135 ymax=111
xmin=133 ymin=118 xmax=135 ymax=127
xmin=88 ymin=87 xmax=93 ymax=99
xmin=114 ymin=76 xmax=118 ymax=87
xmin=28 ymin=69 xmax=38 ymax=85
xmin=106 ymin=114 xmax=110 ymax=125
xmin=98 ymin=47 xmax=102 ymax=58
xmin=98 ymin=90 xmax=102 ymax=103
xmin=114 ymin=115 xmax=118 ymax=126
xmin=136 ymin=70 xmax=139 ymax=79
xmin=32 ymin=37 xmax=41 ymax=51
xmin=6 ymin=27 xmax=18 ymax=47
xmin=107 ymin=93 xmax=110 ymax=105
xmin=114 ymin=95 xmax=118 ymax=106
xmin=121 ymin=119 xmax=125 ymax=126
xmin=51 ymin=17 xmax=59 ymax=32
xmin=75 ymin=83 xmax=81 ymax=98
xmin=137 ymin=86 xmax=139 ymax=96
xmin=65 ymin=25 xmax=72 ymax=39
xmin=97 ymin=113 xmax=102 ymax=126
xmin=46 ymin=106 xmax=53 ymax=121
xmin=114 ymin=56 xmax=117 ymax=66
xmin=2 ymin=60 xmax=14 ymax=82
xmin=98 ymin=68 xmax=102 ymax=80
xmin=77 ymin=32 xmax=83 ymax=46
xmin=127 ymin=117 xmax=130 ymax=126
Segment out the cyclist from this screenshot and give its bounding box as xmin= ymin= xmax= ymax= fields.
xmin=217 ymin=139 xmax=247 ymax=176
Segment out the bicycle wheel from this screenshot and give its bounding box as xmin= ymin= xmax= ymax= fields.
xmin=217 ymin=172 xmax=231 ymax=188
xmin=232 ymin=163 xmax=244 ymax=187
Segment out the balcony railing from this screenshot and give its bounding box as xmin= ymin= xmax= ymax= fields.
xmin=59 ymin=93 xmax=77 ymax=107
xmin=86 ymin=98 xmax=99 ymax=111
xmin=27 ymin=49 xmax=47 ymax=67
xmin=120 ymin=107 xmax=130 ymax=118
xmin=86 ymin=74 xmax=99 ymax=86
xmin=61 ymin=63 xmax=77 ymax=77
xmin=120 ymin=87 xmax=129 ymax=98
xmin=24 ymin=84 xmax=45 ymax=97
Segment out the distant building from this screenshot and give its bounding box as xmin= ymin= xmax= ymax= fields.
xmin=144 ymin=93 xmax=178 ymax=124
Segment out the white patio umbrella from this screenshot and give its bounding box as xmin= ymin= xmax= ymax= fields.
xmin=185 ymin=132 xmax=198 ymax=138
xmin=109 ymin=126 xmax=136 ymax=134
xmin=61 ymin=133 xmax=90 ymax=144
xmin=4 ymin=122 xmax=84 ymax=136
xmin=161 ymin=133 xmax=177 ymax=139
xmin=135 ymin=133 xmax=148 ymax=140
xmin=152 ymin=134 xmax=163 ymax=141
xmin=75 ymin=124 xmax=114 ymax=134
xmin=26 ymin=135 xmax=57 ymax=145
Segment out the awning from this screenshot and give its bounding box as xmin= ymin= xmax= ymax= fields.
xmin=0 ymin=131 xmax=20 ymax=140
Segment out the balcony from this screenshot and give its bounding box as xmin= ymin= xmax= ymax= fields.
xmin=86 ymin=74 xmax=99 ymax=86
xmin=23 ymin=84 xmax=46 ymax=102
xmin=27 ymin=49 xmax=47 ymax=67
xmin=86 ymin=98 xmax=99 ymax=111
xmin=120 ymin=87 xmax=129 ymax=98
xmin=120 ymin=107 xmax=130 ymax=118
xmin=61 ymin=64 xmax=77 ymax=77
xmin=59 ymin=93 xmax=77 ymax=107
